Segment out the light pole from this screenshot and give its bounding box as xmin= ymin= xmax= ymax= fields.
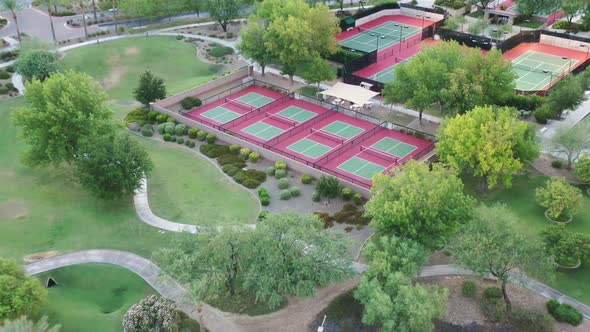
xmin=399 ymin=25 xmax=409 ymax=51
xmin=562 ymin=56 xmax=572 ymax=73
xmin=503 ymin=31 xmax=509 ymax=42
xmin=375 ymin=34 xmax=385 ymax=51
xmin=581 ymin=44 xmax=589 ymax=61
xmin=543 ymin=70 xmax=554 ymax=95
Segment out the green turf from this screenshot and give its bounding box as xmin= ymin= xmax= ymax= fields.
xmin=145 ymin=138 xmax=259 ymax=226
xmin=36 ymin=264 xmax=154 ymax=332
xmin=463 ymin=172 xmax=590 ymax=305
xmin=59 ymin=36 xmax=219 ymax=101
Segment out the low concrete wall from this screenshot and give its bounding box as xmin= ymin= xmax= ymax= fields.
xmin=400 ymin=7 xmax=445 ymax=22
xmin=540 ymin=34 xmax=590 ymax=52
xmin=446 ymin=5 xmax=468 ymax=18
xmin=355 ymin=9 xmax=401 ymax=26
xmin=154 ymin=67 xmax=251 ymax=110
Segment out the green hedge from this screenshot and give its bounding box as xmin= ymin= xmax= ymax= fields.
xmin=188 ymin=128 xmax=199 ymax=139
xmin=208 ymin=46 xmax=234 ymax=58
xmin=275 ymin=169 xmax=287 ymax=179
xmin=278 ymin=178 xmax=289 ymax=189
xmin=547 ymin=300 xmax=583 ymax=326
xmin=181 ymin=97 xmax=202 ymax=110
xmin=301 ymin=173 xmax=314 ymax=184
xmin=280 ymin=189 xmax=292 ymax=200
xmin=326 ymin=48 xmax=363 ymax=64
xmin=462 ymin=281 xmax=476 ymax=298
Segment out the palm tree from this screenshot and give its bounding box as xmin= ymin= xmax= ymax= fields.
xmin=40 ymin=0 xmax=58 ymax=44
xmin=70 ymin=0 xmax=90 ymax=38
xmin=111 ymin=0 xmax=118 ymax=33
xmin=0 ymin=0 xmax=24 ymax=42
xmin=0 ymin=316 xmax=61 ymax=332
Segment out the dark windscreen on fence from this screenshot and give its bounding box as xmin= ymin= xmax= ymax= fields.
xmin=438 ymin=29 xmax=493 ymax=50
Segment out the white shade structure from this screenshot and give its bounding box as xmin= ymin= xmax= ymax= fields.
xmin=319 ymin=82 xmax=379 ymax=106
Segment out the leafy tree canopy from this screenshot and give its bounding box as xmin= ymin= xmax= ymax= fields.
xmin=123 ymin=295 xmax=180 ymax=332
xmin=542 ymin=225 xmax=590 ymax=267
xmin=0 ymin=315 xmax=60 ymax=332
xmin=0 ymin=259 xmax=47 ymax=321
xmin=315 ymin=176 xmax=341 ymax=202
xmin=550 ymin=121 xmax=590 ymax=169
xmin=515 ymin=0 xmax=559 ymax=17
xmin=15 ymin=50 xmax=59 ymax=81
xmin=133 ymin=70 xmax=166 ymax=106
xmin=535 ymin=177 xmax=584 ymax=220
xmin=574 ymin=156 xmax=590 ymax=183
xmin=204 ymin=0 xmax=241 ymax=32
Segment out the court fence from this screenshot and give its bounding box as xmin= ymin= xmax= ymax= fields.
xmin=497 ymin=30 xmax=541 ymax=53
xmin=438 ymin=28 xmax=493 ymax=50
xmin=343 ymin=50 xmax=378 ymax=75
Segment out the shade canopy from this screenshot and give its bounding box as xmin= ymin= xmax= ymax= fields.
xmin=319 ymin=82 xmax=379 ymax=106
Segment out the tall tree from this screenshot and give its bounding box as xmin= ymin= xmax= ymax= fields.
xmin=40 ymin=0 xmax=58 ymax=44
xmin=205 ymin=0 xmax=240 ymax=32
xmin=300 ymin=57 xmax=335 ymax=90
xmin=307 ymin=3 xmax=340 ymax=57
xmin=546 ymin=75 xmax=585 ymax=117
xmin=0 ymin=316 xmax=60 ymax=332
xmin=133 ymin=70 xmax=167 ymax=106
xmin=449 ymin=204 xmax=554 ymax=308
xmin=562 ymin=0 xmax=585 ymax=23
xmin=365 ymin=160 xmax=475 ymax=247
xmin=515 ymin=0 xmax=557 ymax=17
xmin=549 ymin=121 xmax=590 ymax=169
xmin=12 ymin=71 xmax=112 ymax=167
xmin=76 ymin=131 xmax=153 ymax=199
xmin=0 ymin=0 xmax=24 ymax=42
xmin=70 ymin=0 xmax=91 ymax=38
xmin=238 ymin=20 xmax=273 ymax=75
xmin=0 ymin=259 xmax=48 ymax=321
xmin=354 ymin=235 xmax=448 ymax=331
xmin=244 ymin=213 xmax=353 ymax=309
xmin=118 ymin=0 xmax=160 ymax=25
xmin=437 ymin=106 xmax=539 ymax=190
xmin=183 ymin=0 xmax=202 ymax=16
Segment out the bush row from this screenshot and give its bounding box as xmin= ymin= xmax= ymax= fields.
xmin=314 ymin=204 xmax=370 ymax=228
xmin=546 ymin=299 xmax=583 ymax=326
xmin=200 ymin=144 xmax=266 ymax=189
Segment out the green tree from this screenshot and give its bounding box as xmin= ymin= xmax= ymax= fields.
xmin=244 ymin=213 xmax=353 ymax=309
xmin=133 ymin=70 xmax=167 ymax=106
xmin=183 ymin=0 xmax=203 ymax=16
xmin=437 ymin=106 xmax=539 ymax=190
xmin=205 ymin=0 xmax=240 ymax=32
xmin=0 ymin=0 xmax=24 ymax=42
xmin=449 ymin=204 xmax=554 ymax=308
xmin=562 ymin=0 xmax=585 ymax=23
xmin=15 ymin=50 xmax=60 ymax=81
xmin=315 ymin=175 xmax=341 ymax=203
xmin=542 ymin=225 xmax=590 ymax=267
xmin=118 ymin=0 xmax=160 ymax=24
xmin=365 ymin=160 xmax=475 ymax=247
xmin=39 ymin=0 xmax=58 ymax=44
xmin=546 ymin=75 xmax=585 ymax=117
xmin=238 ymin=20 xmax=273 ymax=75
xmin=354 ymin=235 xmax=448 ymax=331
xmin=549 ymin=121 xmax=590 ymax=169
xmin=307 ymin=3 xmax=340 ymax=57
xmin=515 ymin=0 xmax=557 ymax=17
xmin=574 ymin=156 xmax=590 ymax=183
xmin=535 ymin=177 xmax=584 ymax=221
xmin=300 ymin=57 xmax=335 ymax=90
xmin=76 ymin=131 xmax=153 ymax=199
xmin=0 ymin=259 xmax=47 ymax=321
xmin=12 ymin=71 xmax=112 ymax=167
xmin=468 ymin=0 xmax=495 ymax=10
xmin=69 ymin=0 xmax=92 ymax=38
xmin=0 ymin=316 xmax=60 ymax=332
xmin=122 ymin=295 xmax=180 ymax=332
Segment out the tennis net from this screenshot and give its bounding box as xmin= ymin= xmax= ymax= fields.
xmin=512 ymin=63 xmax=563 ymax=75
xmin=266 ymin=112 xmax=296 ymax=127
xmin=361 ymin=146 xmax=399 ymax=165
xmin=310 ymin=128 xmax=345 ymax=144
xmin=225 ymin=98 xmax=254 ymax=112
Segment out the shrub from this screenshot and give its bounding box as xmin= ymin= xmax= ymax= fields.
xmin=176 ymin=137 xmax=184 ymax=144
xmin=353 ymin=193 xmax=363 ymax=206
xmin=208 ymin=46 xmax=234 ymax=57
xmin=290 ymin=187 xmax=301 ymax=197
xmin=147 ymin=111 xmax=159 ymax=122
xmin=181 ymin=96 xmax=202 ymax=109
xmin=156 ymin=113 xmax=168 ymax=123
xmin=163 ymin=133 xmax=172 ymax=141
xmin=341 ymin=187 xmax=353 ymax=201
xmin=278 ymin=178 xmax=289 ymax=189
xmin=174 ymin=124 xmax=186 ymax=136
xmin=280 ymin=189 xmax=292 ymax=200
xmin=5 ymin=82 xmax=15 ymax=91
xmin=534 ymin=105 xmax=554 ymax=124
xmin=164 ymin=123 xmax=175 ymax=135
xmin=249 ymin=152 xmax=260 ymax=163
xmin=243 ymin=178 xmax=261 ymax=189
xmin=535 ymin=177 xmax=583 ymax=220
xmin=551 ymin=160 xmax=562 ymax=168
xmin=258 ymin=187 xmax=268 ymax=197
xmin=312 ymin=190 xmax=321 ymax=202
xmin=266 ymin=166 xmax=276 ymax=176
xmin=206 ymin=134 xmax=216 ymax=144
xmin=0 ymin=70 xmax=9 ymax=79
xmin=240 ymin=148 xmax=251 ymax=159
xmin=509 ymin=307 xmax=553 ymax=332
xmin=217 ymin=154 xmax=245 ymax=167
xmin=553 ymin=303 xmax=583 ymax=326
xmin=167 ymin=117 xmax=176 ymax=124
xmin=188 ymin=128 xmax=199 ymax=138
xmin=274 ymin=168 xmax=287 ymax=179
xmin=326 ymin=47 xmax=363 ymax=64
xmin=189 ymin=141 xmax=196 ymax=148
xmin=222 ymin=164 xmax=241 ymax=176
xmin=275 ymin=160 xmax=287 ymax=169
xmin=546 ymin=299 xmax=560 ymax=315
xmin=200 ymin=144 xmax=230 ymax=158
xmin=229 ymin=144 xmax=241 ymax=154
xmin=484 ymin=287 xmax=503 ymax=300
xmin=141 ymin=125 xmax=153 ymax=137
xmin=185 ymin=140 xmax=191 ymax=146
xmin=480 ymin=297 xmax=506 ymax=322
xmin=124 ymin=108 xmax=149 ymax=126
xmin=5 ymin=65 xmax=14 ymax=73
xmin=301 ymin=173 xmax=314 ymax=184
xmin=157 ymin=123 xmax=168 ymax=135
xmin=233 ymin=169 xmax=266 ymax=189
xmin=170 ymin=136 xmax=177 ymax=142
xmin=261 ymin=196 xmax=270 ymax=206
xmin=197 ymin=130 xmax=207 ymax=141
xmin=462 ymin=281 xmax=476 ymax=298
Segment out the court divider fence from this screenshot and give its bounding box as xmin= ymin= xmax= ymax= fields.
xmin=438 ymin=29 xmax=493 ymax=50
xmin=497 ymin=30 xmax=541 ymax=53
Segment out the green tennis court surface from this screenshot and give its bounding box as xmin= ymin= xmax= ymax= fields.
xmin=338 ymin=157 xmax=385 ymax=180
xmin=237 ymin=92 xmax=275 ymax=107
xmin=287 ymin=138 xmax=332 ymax=159
xmin=322 ymin=121 xmax=365 ymax=139
xmin=242 ymin=122 xmax=284 ymax=140
xmin=370 ymin=58 xmax=411 ymax=83
xmin=201 ymin=106 xmax=242 ymax=123
xmin=340 ymin=21 xmax=421 ymax=53
xmin=512 ymin=51 xmax=577 ymax=91
xmin=372 ymin=137 xmax=417 ymax=159
xmin=276 ymin=106 xmax=317 ymax=123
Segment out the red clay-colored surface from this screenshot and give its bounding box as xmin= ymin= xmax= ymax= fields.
xmin=337 ymin=15 xmax=434 ymax=41
xmin=183 ymin=86 xmax=433 ymax=188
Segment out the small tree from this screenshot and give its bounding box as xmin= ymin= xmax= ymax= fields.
xmin=562 ymin=0 xmax=585 ymax=24
xmin=300 ymin=57 xmax=335 ymax=91
xmin=550 ymin=121 xmax=590 ymax=169
xmin=546 ymin=75 xmax=585 ymax=117
xmin=122 ymin=295 xmax=180 ymax=332
xmin=535 ymin=177 xmax=583 ymax=221
xmin=515 ymin=0 xmax=557 ymax=17
xmin=542 ymin=225 xmax=590 ymax=267
xmin=76 ymin=131 xmax=153 ymax=199
xmin=133 ymin=70 xmax=166 ymax=106
xmin=574 ymin=156 xmax=590 ymax=183
xmin=15 ymin=50 xmax=60 ymax=81
xmin=0 ymin=316 xmax=61 ymax=332
xmin=204 ymin=0 xmax=240 ymax=32
xmin=315 ymin=175 xmax=341 ymax=203
xmin=449 ymin=204 xmax=554 ymax=308
xmin=238 ymin=20 xmax=273 ymax=76
xmin=0 ymin=259 xmax=48 ymax=321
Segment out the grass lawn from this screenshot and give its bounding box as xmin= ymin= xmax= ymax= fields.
xmin=463 ymin=171 xmax=590 ymax=305
xmin=60 ymin=36 xmax=220 ymax=101
xmin=143 ymin=138 xmax=260 ymax=226
xmin=36 ymin=264 xmax=155 ymax=332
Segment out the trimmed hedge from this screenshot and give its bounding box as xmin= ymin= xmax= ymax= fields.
xmin=261 ymin=196 xmax=270 ymax=206
xmin=547 ymin=300 xmax=583 ymax=326
xmin=266 ymin=166 xmax=276 ymax=176
xmin=249 ymin=152 xmax=260 ymax=163
xmin=341 ymin=187 xmax=353 ymax=201
xmin=197 ymin=130 xmax=207 ymax=141
xmin=278 ymin=178 xmax=289 ymax=189
xmin=275 ymin=168 xmax=287 ymax=179
xmin=163 ymin=133 xmax=172 ymax=141
xmin=164 ymin=123 xmax=175 ymax=135
xmin=462 ymin=281 xmax=476 ymax=298
xmin=188 ymin=128 xmax=199 ymax=138
xmin=280 ymin=189 xmax=292 ymax=200
xmin=181 ymin=96 xmax=202 ymax=109
xmin=206 ymin=134 xmax=217 ymax=144
xmin=229 ymin=144 xmax=241 ymax=154
xmin=174 ymin=124 xmax=187 ymax=136
xmin=290 ymin=187 xmax=301 ymax=197
xmin=301 ymin=173 xmax=314 ymax=184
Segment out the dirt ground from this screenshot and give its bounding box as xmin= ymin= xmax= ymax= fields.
xmin=173 ymin=21 xmax=245 ymax=41
xmin=0 ymin=200 xmax=28 ymax=220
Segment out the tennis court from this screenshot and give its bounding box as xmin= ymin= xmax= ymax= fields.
xmin=287 ymin=138 xmax=334 ymax=159
xmin=340 ymin=21 xmax=422 ymax=53
xmin=236 ymin=92 xmax=275 ymax=108
xmin=201 ymin=106 xmax=242 ymax=124
xmin=321 ymin=121 xmax=365 ymax=140
xmin=512 ymin=51 xmax=577 ymax=91
xmin=242 ymin=122 xmax=284 ymax=141
xmin=370 ymin=57 xmax=411 ymax=83
xmin=337 ymin=156 xmax=387 ymax=180
xmin=275 ymin=106 xmax=318 ymax=123
xmin=371 ymin=137 xmax=417 ymax=159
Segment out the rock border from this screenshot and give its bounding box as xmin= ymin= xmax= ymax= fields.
xmin=544 ymin=209 xmax=573 ymax=225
